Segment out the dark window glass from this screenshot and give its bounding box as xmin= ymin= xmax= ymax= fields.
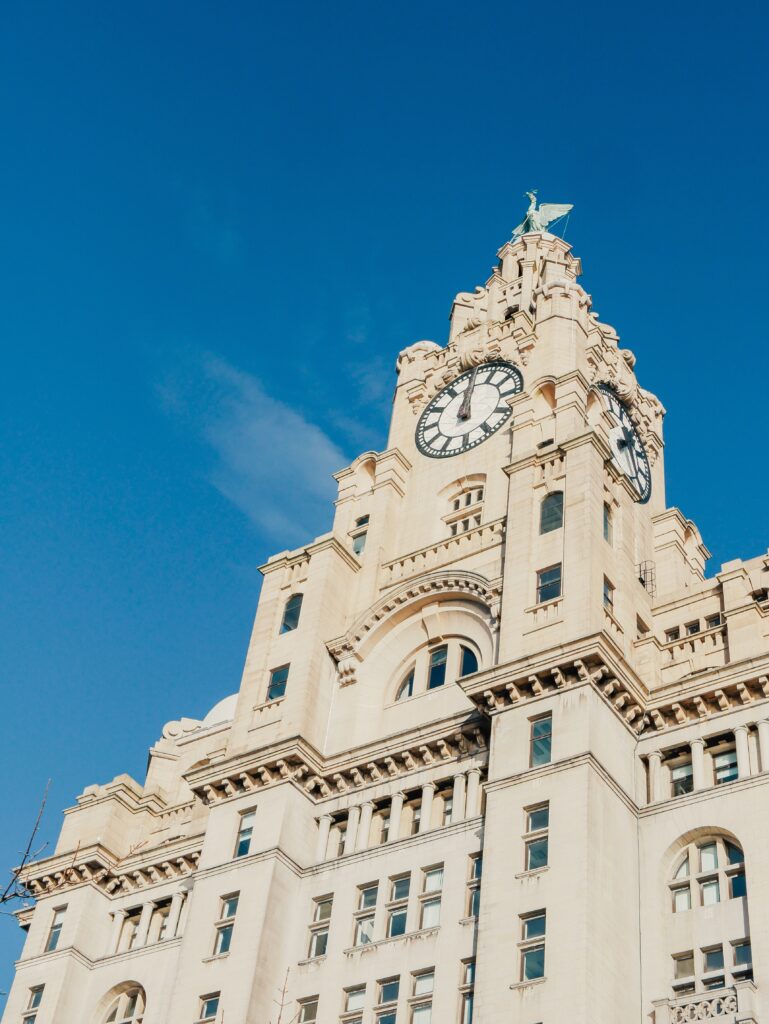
xmin=427 ymin=646 xmax=448 ymax=689
xmin=539 ymin=492 xmax=564 ymax=534
xmin=530 ymin=715 xmax=553 ymax=766
xmin=267 ymin=665 xmax=289 ymax=701
xmin=280 ymin=593 xmax=303 ymax=633
xmin=537 ymin=565 xmax=562 ymax=603
xmin=730 ymin=871 xmax=747 ymax=899
xmin=522 ymin=944 xmax=545 ymax=980
xmin=396 ymin=669 xmax=414 ymax=701
xmin=526 ymin=837 xmax=549 ymax=870
xmin=459 ymin=646 xmax=479 ymax=677
xmin=725 ymin=841 xmax=744 ymax=865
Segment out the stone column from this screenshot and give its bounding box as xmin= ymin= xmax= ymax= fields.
xmin=757 ymin=720 xmax=769 ymax=772
xmin=135 ymin=901 xmax=155 ymax=948
xmin=166 ymin=890 xmax=186 ymax=939
xmin=388 ymin=792 xmax=405 ymax=842
xmin=419 ymin=783 xmax=435 ymax=834
xmin=647 ymin=751 xmax=664 ymax=803
xmin=452 ymin=772 xmax=467 ymax=822
xmin=315 ymin=814 xmax=333 ymax=862
xmin=691 ymin=738 xmax=706 ymax=791
xmin=735 ymin=725 xmax=751 ymax=779
xmin=466 ymin=768 xmax=482 ymax=817
xmin=344 ymin=805 xmax=361 ymax=856
xmin=108 ymin=910 xmax=127 ymax=955
xmin=356 ymin=802 xmax=374 ymax=852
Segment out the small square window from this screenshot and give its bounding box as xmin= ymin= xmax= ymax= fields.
xmin=672 ymin=886 xmax=691 ymax=912
xmin=390 ymin=876 xmax=410 ymax=901
xmin=685 ymin=621 xmax=701 ymax=636
xmin=673 ymin=952 xmax=694 ymax=979
xmin=522 ymin=912 xmax=546 ymax=940
xmin=379 ymin=978 xmax=399 ymax=1004
xmin=705 ymin=613 xmax=721 ymax=629
xmin=703 ymin=946 xmax=724 ymax=972
xmin=526 ymin=837 xmax=549 ymax=870
xmin=733 ymin=940 xmax=752 ymax=967
xmin=200 ymin=993 xmax=220 ymax=1021
xmin=526 ymin=804 xmax=549 ymax=832
xmin=522 ymin=944 xmax=545 ymax=981
xmin=359 ymin=884 xmax=378 ymax=910
xmin=313 ymin=896 xmax=332 ymax=922
xmin=665 ymin=628 xmax=680 ymax=643
xmin=413 ymin=971 xmax=434 ymax=996
xmin=267 ymin=665 xmax=289 ymax=701
xmin=701 ymin=879 xmax=720 ymax=906
xmin=298 ymin=999 xmax=318 ymax=1023
xmin=423 ymin=867 xmax=444 ymax=892
xmin=713 ymin=749 xmax=738 ymax=785
xmin=346 ymin=987 xmax=366 ymax=1012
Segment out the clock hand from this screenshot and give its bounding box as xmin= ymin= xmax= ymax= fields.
xmin=617 ymin=426 xmax=639 ymax=477
xmin=458 ymin=366 xmax=480 ymax=420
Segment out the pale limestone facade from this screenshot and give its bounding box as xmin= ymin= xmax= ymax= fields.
xmin=5 ymin=228 xmax=769 ymax=1024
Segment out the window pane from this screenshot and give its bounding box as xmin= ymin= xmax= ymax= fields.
xmin=540 ymin=492 xmax=563 ymax=534
xmin=388 ymin=908 xmax=407 ymax=937
xmin=725 ymin=841 xmax=744 ymax=865
xmin=603 ymin=503 xmax=613 ymax=543
xmin=424 ymin=868 xmax=443 ymax=892
xmin=412 ymin=1006 xmax=432 ymax=1024
xmin=674 ymin=855 xmax=690 ymax=880
xmin=280 ymin=593 xmax=303 ymax=633
xmin=530 ymin=716 xmax=552 ymax=766
xmin=222 ymin=896 xmax=239 ymax=918
xmin=378 ymin=1014 xmax=397 ymax=1024
xmin=700 ymin=843 xmax=718 ymax=872
xmin=215 ymin=923 xmax=233 ymax=954
xmin=298 ymin=1000 xmax=318 ymax=1023
xmin=704 ymin=946 xmax=724 ymax=972
xmin=380 ymin=979 xmax=399 ymax=1003
xmin=523 ymin=945 xmax=545 ymax=980
xmin=359 ymin=885 xmax=378 ymax=909
xmin=527 ymin=805 xmax=549 ymax=832
xmin=309 ymin=928 xmax=328 ymax=957
xmin=267 ymin=665 xmax=289 ymax=700
xmin=355 ymin=915 xmax=375 ymax=945
xmin=671 ymin=763 xmax=693 ymax=796
xmin=464 ymin=961 xmax=476 ymax=984
xmin=674 ymin=954 xmax=694 ymax=978
xmin=391 ymin=876 xmax=410 ymax=901
xmin=396 ymin=669 xmax=415 ymax=701
xmin=346 ymin=988 xmax=365 ymax=1011
xmin=461 ymin=992 xmax=474 ymax=1024
xmin=420 ymin=898 xmax=441 ymax=928
xmin=730 ymin=871 xmax=747 ymax=898
xmin=526 ymin=837 xmax=548 ymax=870
xmin=523 ymin=913 xmax=546 ymax=939
xmin=701 ymin=880 xmax=720 ymax=906
xmin=459 ymin=646 xmax=479 ymax=677
xmin=413 ymin=972 xmax=434 ymax=996
xmin=314 ymin=898 xmax=332 ymax=922
xmin=713 ymin=750 xmax=738 ymax=784
xmin=353 ymin=532 xmax=367 ymax=555
xmin=673 ymin=887 xmax=691 ymax=912
xmin=537 ymin=565 xmax=562 ymax=602
xmin=427 ymin=647 xmax=447 ymax=689
xmin=734 ymin=941 xmax=752 ymax=966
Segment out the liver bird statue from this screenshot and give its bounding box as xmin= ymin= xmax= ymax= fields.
xmin=513 ymin=190 xmax=573 ymax=239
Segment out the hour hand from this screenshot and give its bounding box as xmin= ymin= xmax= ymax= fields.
xmin=458 ymin=367 xmax=479 ymax=420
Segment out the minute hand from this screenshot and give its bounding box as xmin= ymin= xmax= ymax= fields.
xmin=458 ymin=367 xmax=480 ymax=420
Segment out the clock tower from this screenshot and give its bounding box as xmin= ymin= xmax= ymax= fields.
xmin=6 ymin=205 xmax=768 ymax=1024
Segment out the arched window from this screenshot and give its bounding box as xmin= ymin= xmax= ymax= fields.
xmin=104 ymin=988 xmax=145 ymax=1023
xmin=539 ymin=492 xmax=564 ymax=534
xmin=395 ymin=668 xmax=415 ymax=701
xmin=280 ymin=593 xmax=303 ymax=633
xmin=669 ymin=836 xmax=745 ymax=913
xmin=459 ymin=645 xmax=479 ymax=677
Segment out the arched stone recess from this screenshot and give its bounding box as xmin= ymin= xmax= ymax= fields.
xmin=326 ymin=571 xmax=498 ymax=745
xmin=94 ymin=982 xmax=146 ymax=1023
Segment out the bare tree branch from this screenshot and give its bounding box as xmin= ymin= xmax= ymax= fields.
xmin=1 ymin=780 xmax=51 ymax=905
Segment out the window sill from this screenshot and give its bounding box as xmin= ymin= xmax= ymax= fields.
xmin=515 ymin=866 xmax=550 ymax=880
xmin=510 ymin=976 xmax=546 ymax=991
xmin=458 ymin=915 xmax=477 ymax=926
xmin=201 ymin=952 xmax=230 ymax=963
xmin=343 ymin=926 xmax=439 ymax=957
xmin=296 ymin=954 xmax=327 ymax=967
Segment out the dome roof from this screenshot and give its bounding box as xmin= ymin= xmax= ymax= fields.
xmin=202 ymin=694 xmax=237 ymax=728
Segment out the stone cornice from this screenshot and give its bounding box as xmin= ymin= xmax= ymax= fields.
xmin=185 ymin=712 xmax=489 ymax=808
xmin=259 ymin=533 xmax=361 ymax=577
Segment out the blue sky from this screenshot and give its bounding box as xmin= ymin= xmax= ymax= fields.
xmin=1 ymin=0 xmax=768 ymax=993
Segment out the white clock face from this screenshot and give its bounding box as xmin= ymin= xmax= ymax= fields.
xmin=415 ymin=361 xmax=523 ymax=458
xmin=597 ymin=384 xmax=652 ymax=503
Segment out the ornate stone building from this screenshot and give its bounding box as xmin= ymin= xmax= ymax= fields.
xmin=4 ymin=220 xmax=769 ymax=1024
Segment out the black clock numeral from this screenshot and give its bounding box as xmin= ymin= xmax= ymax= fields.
xmin=481 ymin=423 xmax=492 ymax=435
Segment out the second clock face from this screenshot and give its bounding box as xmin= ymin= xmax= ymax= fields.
xmin=415 ymin=361 xmax=523 ymax=458
xmin=597 ymin=383 xmax=652 ymax=503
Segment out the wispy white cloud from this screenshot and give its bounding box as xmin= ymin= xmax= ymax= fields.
xmin=159 ymin=356 xmax=349 ymax=545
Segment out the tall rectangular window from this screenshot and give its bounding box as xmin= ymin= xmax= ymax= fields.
xmin=353 ymin=884 xmax=377 ymax=947
xmin=525 ymin=802 xmax=549 ymax=870
xmin=308 ymin=896 xmax=332 ymax=958
xmin=603 ymin=576 xmax=615 ymax=610
xmin=530 ymin=714 xmax=552 ymax=767
xmin=427 ymin=646 xmax=448 ymax=689
xmin=459 ymin=960 xmax=475 ymax=1024
xmin=267 ymin=664 xmax=289 ymax=701
xmin=520 ymin=911 xmax=546 ymax=981
xmin=387 ymin=875 xmax=410 ymax=937
xmin=280 ymin=593 xmax=303 ymax=633
xmin=213 ymin=893 xmax=239 ymax=956
xmin=536 ymin=564 xmax=562 ymax=603
xmin=377 ymin=976 xmax=399 ymax=1022
xmin=466 ymin=855 xmax=482 ymax=917
xmin=44 ymin=908 xmax=66 ymax=953
xmin=670 ymin=760 xmax=693 ymax=797
xmin=411 ymin=970 xmax=434 ymax=1023
xmin=22 ymin=986 xmax=44 ymax=1024
xmin=234 ymin=809 xmax=256 ymax=858
xmin=539 ymin=491 xmax=564 ymax=534
xmin=420 ymin=866 xmax=443 ymax=929
xmin=603 ymin=502 xmax=613 ymax=544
